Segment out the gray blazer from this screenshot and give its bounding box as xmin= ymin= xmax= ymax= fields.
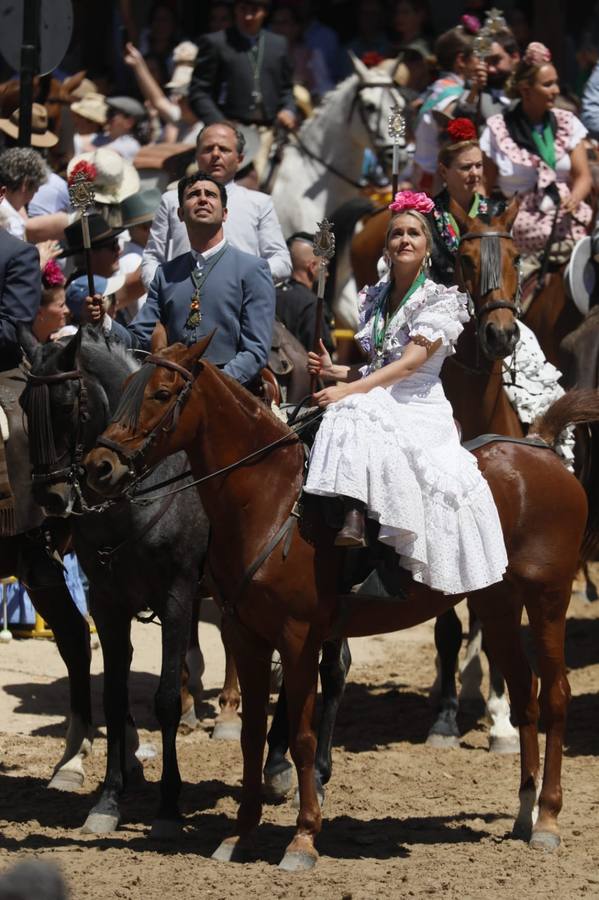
xmin=111 ymin=243 xmax=275 ymax=385
xmin=0 ymin=231 xmax=41 ymax=372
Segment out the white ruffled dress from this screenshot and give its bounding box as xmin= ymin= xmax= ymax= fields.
xmin=304 ymin=278 xmax=508 ymax=595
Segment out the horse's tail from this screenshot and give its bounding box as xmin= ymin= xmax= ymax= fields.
xmin=533 ymin=389 xmax=599 ymax=560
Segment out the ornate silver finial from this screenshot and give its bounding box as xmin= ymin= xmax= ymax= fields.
xmin=474 ymin=7 xmax=508 ymax=58
xmin=387 ymin=106 xmax=405 ymax=143
xmin=313 ymin=219 xmax=335 ymax=263
xmin=68 ymin=171 xmax=96 ymax=214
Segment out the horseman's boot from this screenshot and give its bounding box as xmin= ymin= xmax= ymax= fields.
xmin=334 ymin=500 xmax=367 ymax=548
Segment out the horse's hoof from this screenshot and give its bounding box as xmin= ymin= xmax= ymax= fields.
xmin=81 ymin=811 xmax=121 ymax=834
xmin=426 ymin=732 xmax=460 ymax=749
xmin=489 ymin=734 xmax=520 ymax=754
xmin=48 ymin=766 xmax=85 ymax=792
xmin=150 ymin=818 xmax=183 ymax=841
xmin=178 ymin=704 xmax=198 ymax=734
xmin=212 ymin=717 xmax=242 ymax=741
xmin=529 ymin=830 xmax=560 ymax=852
xmin=512 ymin=821 xmax=532 ymax=841
xmin=211 ymin=837 xmax=248 ymax=863
xmin=278 ymin=850 xmax=318 ymax=872
xmin=263 ymin=761 xmax=294 ymax=801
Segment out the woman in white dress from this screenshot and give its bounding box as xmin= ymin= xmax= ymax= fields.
xmin=304 ymin=191 xmax=508 ymax=596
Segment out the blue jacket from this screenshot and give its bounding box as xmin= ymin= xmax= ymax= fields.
xmin=110 ymin=243 xmax=275 ymax=384
xmin=0 ymin=231 xmax=41 ymax=371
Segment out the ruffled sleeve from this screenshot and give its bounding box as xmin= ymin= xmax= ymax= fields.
xmin=405 ymin=282 xmax=470 ymax=354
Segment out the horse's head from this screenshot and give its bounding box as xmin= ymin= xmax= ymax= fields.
xmin=85 ymin=326 xmax=214 ymax=498
xmin=349 ymin=53 xmax=408 ymax=170
xmin=19 ymin=325 xmax=131 ymax=516
xmin=452 ymin=197 xmax=521 ymax=360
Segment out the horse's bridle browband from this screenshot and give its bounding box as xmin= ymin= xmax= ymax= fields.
xmin=458 ymin=229 xmax=521 ymax=320
xmin=24 ymin=367 xmax=89 ymax=487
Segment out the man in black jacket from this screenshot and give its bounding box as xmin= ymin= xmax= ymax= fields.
xmin=189 ymin=0 xmax=296 ymax=178
xmin=0 ymin=228 xmax=41 ymax=372
xmin=276 ymin=232 xmax=333 ymax=353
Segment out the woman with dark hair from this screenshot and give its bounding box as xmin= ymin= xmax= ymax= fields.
xmin=391 ymin=0 xmax=432 ymax=56
xmin=480 ymin=41 xmax=592 ymax=268
xmin=413 ymin=20 xmax=484 ymax=192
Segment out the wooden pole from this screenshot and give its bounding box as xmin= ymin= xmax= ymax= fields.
xmin=17 ymin=0 xmax=42 ymax=147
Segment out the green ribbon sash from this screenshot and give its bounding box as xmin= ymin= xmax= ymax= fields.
xmin=531 ymin=121 xmax=556 ymax=170
xmin=373 ymin=271 xmax=427 ymax=360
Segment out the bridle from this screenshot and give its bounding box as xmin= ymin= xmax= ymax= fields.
xmin=22 ymin=368 xmax=89 ymax=489
xmin=96 ymin=355 xmax=197 ymax=482
xmin=457 ymin=229 xmax=522 ymax=323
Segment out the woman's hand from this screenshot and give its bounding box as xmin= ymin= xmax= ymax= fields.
xmin=37 ymin=239 xmax=61 ymax=270
xmin=307 ymin=339 xmax=334 ymax=377
xmin=313 ymin=383 xmax=351 ymax=408
xmin=560 ymin=194 xmax=579 ymax=215
xmin=124 ymin=42 xmax=144 ymax=69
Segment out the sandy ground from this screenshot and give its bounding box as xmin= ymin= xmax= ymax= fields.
xmin=0 ymin=594 xmax=598 ymax=900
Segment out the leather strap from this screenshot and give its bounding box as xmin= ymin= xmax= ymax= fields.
xmin=463 ymin=433 xmax=555 ymax=453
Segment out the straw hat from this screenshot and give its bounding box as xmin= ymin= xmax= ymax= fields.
xmin=67 ymin=148 xmax=140 ymax=204
xmin=165 ymin=41 xmax=198 ymax=95
xmin=0 ymin=103 xmax=58 ymax=148
xmin=70 ymin=92 xmax=108 ymax=126
xmin=120 ymin=188 xmax=162 ymax=227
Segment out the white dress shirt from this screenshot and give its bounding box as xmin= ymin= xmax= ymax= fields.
xmin=141 ymin=180 xmax=291 ymax=289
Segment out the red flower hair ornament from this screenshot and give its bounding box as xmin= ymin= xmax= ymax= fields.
xmin=42 ymin=259 xmax=66 ymax=289
xmin=445 ymin=117 xmax=478 ymax=142
xmin=389 ymin=190 xmax=434 ymax=215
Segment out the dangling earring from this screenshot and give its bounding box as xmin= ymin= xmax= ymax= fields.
xmin=421 ymin=252 xmax=431 ymax=275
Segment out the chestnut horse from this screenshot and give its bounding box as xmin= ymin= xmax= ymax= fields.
xmin=86 ymin=321 xmax=599 ymax=870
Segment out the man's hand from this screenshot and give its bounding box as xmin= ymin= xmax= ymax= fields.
xmin=470 ymin=59 xmax=488 ymax=93
xmin=82 ymin=293 xmax=105 ymax=325
xmin=276 ymin=109 xmax=297 ymax=131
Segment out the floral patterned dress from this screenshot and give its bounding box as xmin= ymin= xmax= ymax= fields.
xmin=304 ymin=279 xmax=509 ymax=595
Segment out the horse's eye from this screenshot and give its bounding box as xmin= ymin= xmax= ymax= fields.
xmin=154 ymin=389 xmax=171 ymax=402
xmin=362 ymin=101 xmax=376 ymax=114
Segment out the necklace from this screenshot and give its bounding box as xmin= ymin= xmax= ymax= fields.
xmin=372 ymin=271 xmax=426 ymax=368
xmin=247 ymin=33 xmax=265 ymax=114
xmin=185 ymin=244 xmax=229 ymax=330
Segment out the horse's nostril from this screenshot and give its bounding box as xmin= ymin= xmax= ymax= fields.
xmin=96 ymin=459 xmax=114 ymax=481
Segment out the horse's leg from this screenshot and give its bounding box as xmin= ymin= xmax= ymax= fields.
xmin=427 ymin=610 xmax=462 ymax=748
xmin=524 ymin=586 xmax=571 ymax=851
xmin=179 ymin=657 xmax=198 ymax=733
xmin=458 ymin=606 xmax=485 ymax=703
xmin=213 ymin=611 xmax=242 ymax=741
xmin=151 ymin=587 xmax=192 ymax=840
xmin=26 ymin=583 xmax=93 ymax=791
xmin=312 ymin=636 xmax=351 ymax=802
xmin=278 ymin=627 xmax=322 ymax=872
xmin=82 ymin=599 xmax=131 ymax=834
xmin=473 ymin=587 xmax=541 ymax=844
xmin=263 ymin=682 xmax=294 ymax=801
xmin=212 ymin=614 xmax=271 ymax=862
xmin=484 ymin=646 xmax=520 ymax=754
xmin=184 ymin=590 xmax=205 ymax=696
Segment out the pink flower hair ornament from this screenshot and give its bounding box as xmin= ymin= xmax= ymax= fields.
xmin=41 ymin=259 xmax=66 ymax=289
xmin=460 ymin=14 xmax=481 ymax=35
xmin=523 ymin=42 xmax=552 ymax=66
xmin=389 ymin=190 xmax=434 ymax=215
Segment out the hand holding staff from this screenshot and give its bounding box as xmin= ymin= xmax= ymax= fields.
xmin=311 ymin=218 xmax=335 ymax=394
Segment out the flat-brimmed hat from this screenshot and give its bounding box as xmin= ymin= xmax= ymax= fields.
xmin=120 ymin=188 xmax=162 ymax=228
xmin=565 ymin=236 xmax=598 ymax=315
xmin=70 ymin=92 xmax=108 ymax=126
xmin=0 ymin=103 xmax=58 ymax=148
xmin=165 ymin=41 xmax=198 ymax=95
xmin=106 ymin=96 xmax=146 ymax=120
xmin=67 ymin=148 xmax=140 ymax=204
xmin=66 ymin=271 xmax=125 ymax=322
xmin=60 ymin=213 xmax=125 ymax=257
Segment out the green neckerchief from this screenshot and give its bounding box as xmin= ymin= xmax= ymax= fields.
xmin=185 ymin=243 xmax=229 ymax=330
xmin=447 ymin=192 xmax=481 ymax=240
xmin=373 ymin=271 xmax=427 ymax=356
xmin=531 ymin=120 xmax=556 ymax=169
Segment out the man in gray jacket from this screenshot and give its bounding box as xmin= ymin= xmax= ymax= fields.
xmin=141 ymin=121 xmax=291 ymax=288
xmin=88 ymin=172 xmax=275 ymax=386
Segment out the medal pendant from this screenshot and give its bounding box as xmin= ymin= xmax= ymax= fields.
xmin=185 ymin=291 xmax=202 ymax=330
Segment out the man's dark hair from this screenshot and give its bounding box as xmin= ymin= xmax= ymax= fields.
xmin=177 ymin=172 xmax=228 ymax=208
xmin=287 ymin=231 xmax=315 ymax=248
xmin=489 ymin=28 xmax=519 ymax=57
xmin=196 ymin=121 xmax=246 ymax=156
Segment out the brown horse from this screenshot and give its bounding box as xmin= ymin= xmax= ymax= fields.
xmin=85 ymin=317 xmax=599 ymax=870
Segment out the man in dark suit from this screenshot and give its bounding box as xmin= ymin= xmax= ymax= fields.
xmin=189 ymin=0 xmax=296 ymax=131
xmin=0 ymin=225 xmax=41 ymax=372
xmin=276 ymin=232 xmax=333 ymax=353
xmin=86 ymin=172 xmax=275 ymax=386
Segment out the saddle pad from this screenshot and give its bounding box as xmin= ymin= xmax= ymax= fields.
xmin=463 ymin=433 xmax=555 ymax=454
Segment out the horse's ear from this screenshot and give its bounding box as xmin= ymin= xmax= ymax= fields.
xmin=501 ymin=195 xmax=520 ymax=232
xmin=348 ymin=50 xmax=371 ymax=83
xmin=57 ymin=328 xmax=82 ymax=372
xmin=183 ymin=330 xmax=216 ymax=370
xmin=448 ymin=197 xmax=475 ymax=235
xmin=17 ymin=323 xmax=40 ymax=364
xmin=151 ymin=322 xmax=168 ymax=353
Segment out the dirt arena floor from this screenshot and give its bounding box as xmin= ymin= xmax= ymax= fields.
xmin=0 ymin=593 xmax=598 ymax=900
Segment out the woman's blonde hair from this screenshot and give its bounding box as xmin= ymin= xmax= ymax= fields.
xmin=385 ymin=210 xmax=432 ymax=253
xmin=506 ymin=42 xmax=554 ymax=99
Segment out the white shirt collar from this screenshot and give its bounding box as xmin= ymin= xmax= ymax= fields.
xmin=190 ymin=236 xmax=227 ymax=264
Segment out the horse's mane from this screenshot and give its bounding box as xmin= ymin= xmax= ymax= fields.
xmin=297 ymin=73 xmax=359 ymax=139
